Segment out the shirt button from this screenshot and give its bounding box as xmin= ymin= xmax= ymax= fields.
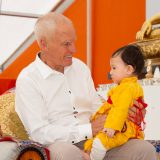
xmin=85 ymin=136 xmax=88 ymax=140
xmin=73 ymin=111 xmax=78 ymax=114
xmin=69 ymin=91 xmax=71 ymax=94
xmin=72 ymin=141 xmax=74 ymax=144
xmin=74 ymin=115 xmax=76 ymax=118
xmin=73 ymin=107 xmax=75 ymax=110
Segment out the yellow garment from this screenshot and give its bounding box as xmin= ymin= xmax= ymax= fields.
xmin=84 ymin=77 xmax=144 ymax=151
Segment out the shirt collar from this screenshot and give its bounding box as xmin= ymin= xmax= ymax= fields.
xmin=35 ymin=53 xmax=73 ymax=79
xmin=121 ymin=76 xmax=138 ymax=84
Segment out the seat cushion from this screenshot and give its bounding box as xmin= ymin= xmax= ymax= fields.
xmin=0 ymin=141 xmax=19 ymax=160
xmin=0 ymin=92 xmax=29 ymax=140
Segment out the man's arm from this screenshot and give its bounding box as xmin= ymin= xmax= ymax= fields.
xmin=91 ymin=115 xmax=106 ymax=136
xmin=15 ymin=76 xmax=92 ymax=145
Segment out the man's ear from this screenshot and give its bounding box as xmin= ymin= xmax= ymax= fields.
xmin=40 ymin=37 xmax=48 ymax=51
xmin=127 ymin=65 xmax=135 ymax=75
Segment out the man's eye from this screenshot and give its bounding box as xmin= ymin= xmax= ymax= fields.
xmin=64 ymin=42 xmax=71 ymax=46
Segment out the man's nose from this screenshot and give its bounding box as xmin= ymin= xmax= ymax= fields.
xmin=69 ymin=43 xmax=76 ymax=53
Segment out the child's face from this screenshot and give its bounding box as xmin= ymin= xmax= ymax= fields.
xmin=110 ymin=55 xmax=134 ymax=84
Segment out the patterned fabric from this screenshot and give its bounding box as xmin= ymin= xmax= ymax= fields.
xmin=0 ymin=137 xmax=50 ymax=160
xmin=0 ymin=92 xmax=28 ymax=139
xmin=148 ymin=140 xmax=160 ymax=150
xmin=18 ymin=140 xmax=50 ymax=160
xmin=0 ymin=88 xmax=50 ymax=160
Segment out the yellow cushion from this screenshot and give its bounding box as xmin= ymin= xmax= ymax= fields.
xmin=0 ymin=92 xmax=29 ymax=140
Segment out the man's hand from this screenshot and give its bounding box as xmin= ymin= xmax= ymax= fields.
xmin=91 ymin=114 xmax=106 ymax=137
xmin=128 ymin=99 xmax=147 ymax=125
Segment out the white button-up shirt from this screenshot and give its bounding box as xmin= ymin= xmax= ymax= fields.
xmin=15 ymin=55 xmax=101 ymax=145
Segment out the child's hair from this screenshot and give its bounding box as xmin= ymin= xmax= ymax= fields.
xmin=112 ymin=45 xmax=145 ymax=75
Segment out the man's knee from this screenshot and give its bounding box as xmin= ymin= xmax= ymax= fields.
xmin=48 ymin=142 xmax=83 ymax=160
xmin=137 ymin=140 xmax=157 ymax=159
xmin=105 ymin=139 xmax=157 ymax=160
xmin=121 ymin=139 xmax=157 ymax=160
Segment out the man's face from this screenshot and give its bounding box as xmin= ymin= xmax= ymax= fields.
xmin=45 ymin=23 xmax=77 ymax=69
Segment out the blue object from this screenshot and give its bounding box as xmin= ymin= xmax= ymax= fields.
xmin=156 ymin=145 xmax=160 ymax=152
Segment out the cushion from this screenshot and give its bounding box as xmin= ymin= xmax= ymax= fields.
xmin=0 ymin=92 xmax=29 ymax=140
xmin=0 ymin=141 xmax=19 ymax=160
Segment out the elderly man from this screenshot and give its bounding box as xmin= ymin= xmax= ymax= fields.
xmin=15 ymin=12 xmax=156 ymax=160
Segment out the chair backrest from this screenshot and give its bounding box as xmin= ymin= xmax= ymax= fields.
xmin=132 ymin=27 xmax=160 ymax=79
xmin=0 ymin=91 xmax=29 ymax=140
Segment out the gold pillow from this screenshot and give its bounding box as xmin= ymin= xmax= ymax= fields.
xmin=0 ymin=92 xmax=29 ymax=140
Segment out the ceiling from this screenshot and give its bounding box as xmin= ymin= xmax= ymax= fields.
xmin=0 ymin=0 xmax=74 ymax=71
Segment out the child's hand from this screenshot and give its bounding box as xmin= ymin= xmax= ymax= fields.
xmin=103 ymin=128 xmax=115 ymax=138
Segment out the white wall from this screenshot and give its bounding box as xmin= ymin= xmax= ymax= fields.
xmin=146 ymin=0 xmax=160 ymax=19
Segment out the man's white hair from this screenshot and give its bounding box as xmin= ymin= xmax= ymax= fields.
xmin=34 ymin=12 xmax=73 ymax=45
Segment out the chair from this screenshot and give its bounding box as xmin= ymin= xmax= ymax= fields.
xmin=135 ymin=13 xmax=160 ymax=79
xmin=0 ymin=89 xmax=50 ymax=160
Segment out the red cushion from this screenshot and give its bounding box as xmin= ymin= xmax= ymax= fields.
xmin=0 ymin=79 xmax=16 ymax=95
